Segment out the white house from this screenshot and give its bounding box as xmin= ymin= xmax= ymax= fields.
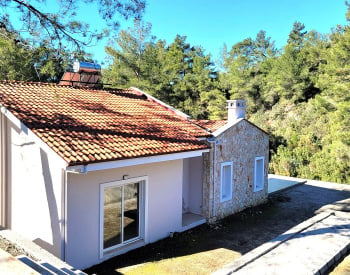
xmin=0 ymin=78 xmax=268 ymax=269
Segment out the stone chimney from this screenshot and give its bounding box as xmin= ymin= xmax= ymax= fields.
xmin=227 ymin=100 xmax=246 ymax=122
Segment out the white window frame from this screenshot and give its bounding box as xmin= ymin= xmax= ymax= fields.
xmin=254 ymin=156 xmax=265 ymax=192
xmin=99 ymin=176 xmax=147 ymax=258
xmin=220 ymin=161 xmax=233 ymax=202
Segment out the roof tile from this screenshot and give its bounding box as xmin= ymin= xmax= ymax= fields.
xmin=191 ymin=119 xmax=227 ymax=133
xmin=0 ymin=81 xmax=209 ymax=166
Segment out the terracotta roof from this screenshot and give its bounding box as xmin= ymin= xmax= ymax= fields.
xmin=0 ymin=81 xmax=209 ymax=166
xmin=191 ymin=119 xmax=227 ymax=133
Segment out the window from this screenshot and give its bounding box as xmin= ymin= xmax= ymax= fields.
xmin=254 ymin=157 xmax=265 ymax=192
xmin=220 ymin=162 xmax=233 ymax=202
xmin=100 ymin=177 xmax=146 ymax=256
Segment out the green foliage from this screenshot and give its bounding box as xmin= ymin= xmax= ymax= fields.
xmin=223 ymin=30 xmax=277 ymax=112
xmin=104 ymin=14 xmax=349 ymax=183
xmin=103 ymin=20 xmax=156 ymax=88
xmin=0 ymin=28 xmax=38 ymax=81
xmin=3 ymin=1 xmax=349 ymax=184
xmin=221 ymin=15 xmax=350 ymax=183
xmin=0 ymin=0 xmax=145 ymax=53
xmin=105 ymin=22 xmax=226 ymax=119
xmin=0 ymin=26 xmax=90 ymax=82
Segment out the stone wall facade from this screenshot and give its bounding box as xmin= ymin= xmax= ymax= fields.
xmin=202 ymin=119 xmax=269 ymax=222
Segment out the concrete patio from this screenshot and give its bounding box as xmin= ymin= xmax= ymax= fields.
xmin=214 ymin=178 xmax=350 ymax=275
xmin=268 ymin=174 xmax=306 ymax=193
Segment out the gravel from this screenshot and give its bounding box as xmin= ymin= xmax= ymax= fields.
xmin=0 ymin=235 xmax=36 ymax=260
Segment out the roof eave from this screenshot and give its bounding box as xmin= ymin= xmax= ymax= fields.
xmin=212 ymin=118 xmax=269 ymax=137
xmin=66 ymin=148 xmax=210 ymax=173
xmin=212 ymin=118 xmax=243 ymax=137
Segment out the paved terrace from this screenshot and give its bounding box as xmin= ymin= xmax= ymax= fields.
xmin=214 ymin=178 xmax=350 ymax=275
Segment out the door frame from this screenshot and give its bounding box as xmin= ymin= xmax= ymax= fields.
xmin=99 ymin=176 xmax=147 ymax=258
xmin=0 ymin=113 xmax=8 ymax=228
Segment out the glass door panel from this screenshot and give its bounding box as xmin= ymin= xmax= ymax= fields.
xmin=103 ymin=186 xmax=122 ymax=249
xmin=102 ymin=180 xmax=141 ymax=251
xmin=123 ymin=183 xmax=139 ymax=242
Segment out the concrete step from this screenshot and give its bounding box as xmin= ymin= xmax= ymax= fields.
xmin=0 ymin=229 xmax=88 ymax=275
xmin=40 ymin=262 xmax=72 ymax=275
xmin=60 ymin=267 xmax=88 ymax=275
xmin=16 ymin=255 xmax=88 ymax=275
xmin=16 ymin=256 xmax=55 ymax=274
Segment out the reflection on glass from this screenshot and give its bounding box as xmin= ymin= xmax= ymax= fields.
xmin=103 ymin=182 xmax=140 ymax=250
xmin=123 ymin=183 xmax=139 ymax=241
xmin=103 ymin=186 xmax=122 ymax=249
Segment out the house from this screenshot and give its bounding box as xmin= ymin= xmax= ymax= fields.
xmin=194 ymin=100 xmax=269 ymax=222
xmin=0 ymin=77 xmax=268 ymax=269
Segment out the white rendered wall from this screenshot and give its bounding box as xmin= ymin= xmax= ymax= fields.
xmin=188 ymin=156 xmax=203 ymax=215
xmin=182 ymin=157 xmax=203 ymax=215
xmin=66 ymin=159 xmax=184 ymax=269
xmin=7 ymin=119 xmax=66 ymax=258
xmin=182 ymin=158 xmax=190 ymax=213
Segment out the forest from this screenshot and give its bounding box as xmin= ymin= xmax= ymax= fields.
xmin=0 ymin=1 xmax=349 ymax=183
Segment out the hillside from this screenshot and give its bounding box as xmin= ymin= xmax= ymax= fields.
xmin=1 ymin=10 xmax=349 ymax=183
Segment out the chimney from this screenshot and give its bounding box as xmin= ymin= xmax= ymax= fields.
xmin=227 ymin=100 xmax=246 ymax=122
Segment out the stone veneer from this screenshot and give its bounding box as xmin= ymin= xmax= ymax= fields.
xmin=202 ymin=119 xmax=269 ymax=223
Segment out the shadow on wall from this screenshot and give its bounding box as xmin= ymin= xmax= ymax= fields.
xmin=33 ymin=149 xmax=61 ymax=257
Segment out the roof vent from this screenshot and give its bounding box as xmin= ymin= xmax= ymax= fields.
xmin=59 ymin=61 xmax=102 ymax=88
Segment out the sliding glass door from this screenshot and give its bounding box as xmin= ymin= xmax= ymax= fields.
xmin=101 ymin=177 xmax=145 ymax=254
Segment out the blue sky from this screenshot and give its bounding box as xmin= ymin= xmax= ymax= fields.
xmin=143 ymin=1 xmax=347 ymax=58
xmin=6 ymin=1 xmax=349 ymax=65
xmin=89 ymin=0 xmax=348 ymax=65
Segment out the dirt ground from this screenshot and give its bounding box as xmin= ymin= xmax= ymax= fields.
xmin=86 ymin=182 xmax=350 ymax=275
xmin=330 ymin=254 xmax=350 ymax=274
xmin=0 ymin=235 xmax=28 ymax=258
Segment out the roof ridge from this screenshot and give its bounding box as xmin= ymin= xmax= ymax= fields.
xmin=129 ymin=87 xmax=191 ymax=121
xmin=0 ymin=80 xmax=132 ymax=94
xmin=0 ymin=80 xmax=57 ymax=86
xmin=128 ymin=88 xmax=213 ymax=137
xmin=193 ymin=119 xmax=227 ymax=122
